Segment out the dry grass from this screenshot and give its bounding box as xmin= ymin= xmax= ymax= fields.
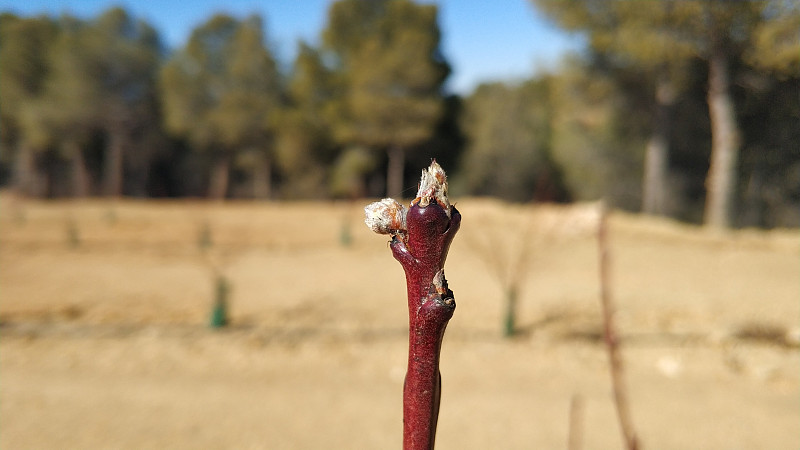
xmin=1 ymin=194 xmax=798 ymax=449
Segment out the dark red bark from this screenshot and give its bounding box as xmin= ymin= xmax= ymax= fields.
xmin=390 ymin=202 xmax=461 ymax=450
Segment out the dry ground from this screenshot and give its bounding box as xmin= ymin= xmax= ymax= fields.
xmin=1 ymin=194 xmax=797 ymax=449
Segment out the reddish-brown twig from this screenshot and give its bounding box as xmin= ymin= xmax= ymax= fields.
xmin=365 ymin=161 xmax=460 ymax=450
xmin=598 ymin=204 xmax=640 ymax=450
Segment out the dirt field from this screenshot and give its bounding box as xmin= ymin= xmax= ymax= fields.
xmin=1 ymin=194 xmax=798 ymax=449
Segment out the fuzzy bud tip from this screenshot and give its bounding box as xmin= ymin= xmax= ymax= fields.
xmin=364 ymin=198 xmax=407 ymax=235
xmin=413 ymin=160 xmax=450 ymax=216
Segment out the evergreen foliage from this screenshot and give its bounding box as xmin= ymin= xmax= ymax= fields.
xmin=0 ymin=1 xmax=797 ymax=227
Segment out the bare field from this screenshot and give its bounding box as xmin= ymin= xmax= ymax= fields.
xmin=1 ymin=194 xmax=798 ymax=449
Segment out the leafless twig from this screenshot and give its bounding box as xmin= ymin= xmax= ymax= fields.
xmin=598 ymin=203 xmax=640 ymax=450
xmin=365 ymin=161 xmax=461 ymax=450
xmin=567 ymin=393 xmax=584 ymax=450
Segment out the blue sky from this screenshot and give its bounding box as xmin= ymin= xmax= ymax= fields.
xmin=0 ymin=0 xmax=584 ymax=94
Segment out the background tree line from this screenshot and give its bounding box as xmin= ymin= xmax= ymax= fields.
xmin=1 ymin=0 xmax=797 ymax=228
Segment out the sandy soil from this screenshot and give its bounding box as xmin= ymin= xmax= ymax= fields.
xmin=1 ymin=195 xmax=798 ymax=449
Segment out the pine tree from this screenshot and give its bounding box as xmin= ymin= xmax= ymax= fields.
xmin=0 ymin=14 xmax=58 ymax=196
xmin=321 ymin=0 xmax=449 ymax=199
xmin=160 ymin=14 xmax=281 ymax=199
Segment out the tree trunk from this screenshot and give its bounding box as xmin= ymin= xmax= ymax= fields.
xmin=12 ymin=140 xmax=43 ymax=197
xmin=208 ymin=153 xmax=230 ymax=200
xmin=741 ymin=166 xmax=766 ymax=228
xmin=103 ymin=130 xmax=125 ymax=197
xmin=642 ymin=74 xmax=674 ymax=216
xmin=252 ymin=152 xmax=271 ymax=199
xmin=704 ymin=49 xmax=740 ymax=228
xmin=127 ymin=161 xmax=151 ymax=198
xmin=67 ymin=142 xmax=91 ymax=198
xmin=387 ymin=145 xmax=406 ymax=200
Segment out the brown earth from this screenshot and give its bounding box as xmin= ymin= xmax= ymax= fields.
xmin=1 ymin=194 xmax=798 ymax=449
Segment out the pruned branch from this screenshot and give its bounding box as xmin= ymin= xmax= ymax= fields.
xmin=365 ymin=160 xmax=460 ymax=450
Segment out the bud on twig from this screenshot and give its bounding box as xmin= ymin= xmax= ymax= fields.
xmin=364 ymin=197 xmax=407 ymax=236
xmin=365 ymin=160 xmax=461 ymax=450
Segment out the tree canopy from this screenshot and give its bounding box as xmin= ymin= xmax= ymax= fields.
xmin=1 ymin=1 xmax=797 ymax=228
xmin=533 ymin=0 xmax=800 ymax=227
xmin=321 ymin=0 xmax=450 ymax=199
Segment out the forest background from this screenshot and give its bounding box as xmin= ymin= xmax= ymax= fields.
xmin=1 ymin=0 xmax=798 ymax=229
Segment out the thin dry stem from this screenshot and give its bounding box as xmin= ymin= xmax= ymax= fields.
xmin=598 ymin=204 xmax=640 ymax=450
xmin=464 ymin=205 xmax=578 ymax=336
xmin=567 ymin=394 xmax=585 ymax=450
xmin=463 ymin=210 xmax=537 ymax=301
